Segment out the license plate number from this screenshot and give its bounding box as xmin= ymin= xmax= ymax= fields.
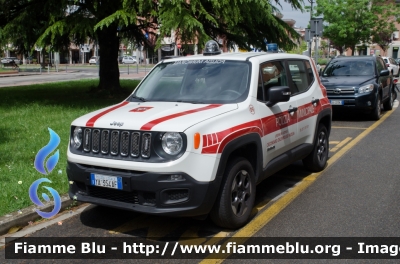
xmin=90 ymin=173 xmax=122 ymax=190
xmin=330 ymin=100 xmax=344 ymax=105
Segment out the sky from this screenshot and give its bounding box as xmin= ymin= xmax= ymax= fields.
xmin=278 ymin=1 xmax=311 ymax=28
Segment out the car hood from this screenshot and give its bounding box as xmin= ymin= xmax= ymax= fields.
xmin=72 ymin=101 xmax=238 ymax=132
xmin=320 ymin=76 xmax=375 ymax=87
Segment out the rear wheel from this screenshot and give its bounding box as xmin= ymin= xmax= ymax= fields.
xmin=303 ymin=124 xmax=329 ymax=172
xmin=210 ymin=157 xmax=255 ymax=229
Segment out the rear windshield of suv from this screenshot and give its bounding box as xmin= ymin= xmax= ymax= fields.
xmin=323 ymin=59 xmax=374 ymax=76
xmin=131 ymin=60 xmax=251 ymax=104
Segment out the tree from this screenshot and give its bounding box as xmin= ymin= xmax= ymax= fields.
xmin=371 ymin=2 xmax=400 ymax=55
xmin=1 ymin=0 xmax=303 ymax=94
xmin=316 ymin=0 xmax=400 ymax=55
xmin=157 ymin=0 xmax=303 ymax=52
xmin=319 ymin=39 xmax=328 ymax=56
xmin=287 ymin=40 xmax=308 ymax=54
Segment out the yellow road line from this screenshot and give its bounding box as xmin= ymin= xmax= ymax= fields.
xmin=200 ymin=111 xmax=395 ymax=264
xmin=330 ymin=137 xmax=352 ymax=152
xmin=332 ymin=126 xmax=367 ymax=130
xmin=329 ymin=141 xmax=340 ymax=144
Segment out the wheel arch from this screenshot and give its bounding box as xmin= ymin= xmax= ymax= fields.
xmin=215 ymin=133 xmax=263 ymax=185
xmin=315 ymin=108 xmax=332 ymax=138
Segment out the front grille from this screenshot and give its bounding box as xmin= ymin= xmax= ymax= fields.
xmin=326 ymin=87 xmax=355 ymax=94
xmin=110 ymin=131 xmax=119 ymax=155
xmin=92 ymin=129 xmax=100 ymax=153
xmin=101 ymin=130 xmax=110 ymax=154
xmin=120 ymin=131 xmax=130 ymax=156
xmin=87 ymin=186 xmax=139 ymax=204
xmin=78 ymin=128 xmax=151 ymax=159
xmin=83 ymin=129 xmax=91 ymax=152
xmin=141 ymin=133 xmax=151 ymax=158
xmin=131 ymin=132 xmax=140 ymax=157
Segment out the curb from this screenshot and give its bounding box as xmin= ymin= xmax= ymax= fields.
xmin=0 ymin=73 xmax=41 ymax=78
xmin=0 ymin=70 xmax=82 ymax=78
xmin=0 ymin=194 xmax=81 ymax=236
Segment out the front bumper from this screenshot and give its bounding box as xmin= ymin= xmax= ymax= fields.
xmin=327 ymin=92 xmax=378 ymax=111
xmin=66 ymin=161 xmax=221 ymax=217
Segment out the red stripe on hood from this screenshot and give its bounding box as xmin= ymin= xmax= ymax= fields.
xmin=86 ymin=101 xmax=129 ymax=127
xmin=140 ymin=104 xmax=222 ymax=131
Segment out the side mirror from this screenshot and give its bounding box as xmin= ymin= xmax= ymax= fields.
xmin=380 ymin=69 xmax=389 ymax=76
xmin=319 ymin=68 xmax=323 ymax=76
xmin=266 ymin=86 xmax=291 ymax=107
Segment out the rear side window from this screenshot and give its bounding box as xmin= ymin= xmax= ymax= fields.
xmin=305 ymin=60 xmax=315 ymax=87
xmin=287 ymin=60 xmax=309 ymax=94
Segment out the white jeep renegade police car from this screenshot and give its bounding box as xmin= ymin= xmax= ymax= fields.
xmin=67 ymin=41 xmax=332 ymax=229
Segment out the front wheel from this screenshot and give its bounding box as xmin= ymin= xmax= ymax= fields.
xmin=210 ymin=157 xmax=256 ymax=229
xmin=383 ymin=87 xmax=395 ymax=111
xmin=370 ymin=95 xmax=382 ymax=120
xmin=303 ymin=124 xmax=329 ymax=172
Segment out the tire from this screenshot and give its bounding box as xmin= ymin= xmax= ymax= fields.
xmin=303 ymin=124 xmax=329 ymax=172
xmin=210 ymin=157 xmax=256 ymax=229
xmin=383 ymin=87 xmax=395 ymax=111
xmin=370 ymin=95 xmax=382 ymax=120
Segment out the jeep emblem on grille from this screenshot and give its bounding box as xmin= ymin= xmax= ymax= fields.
xmin=334 ymin=88 xmax=341 ymax=94
xmin=110 ymin=121 xmax=124 ymax=127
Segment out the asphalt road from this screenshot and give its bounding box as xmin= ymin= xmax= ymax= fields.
xmin=1 ymin=73 xmax=400 ymax=263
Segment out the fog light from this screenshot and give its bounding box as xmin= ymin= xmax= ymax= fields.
xmin=367 ymin=101 xmax=371 ymax=106
xmin=171 ymin=174 xmax=184 ymax=181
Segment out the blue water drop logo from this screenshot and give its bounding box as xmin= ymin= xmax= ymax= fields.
xmin=34 ymin=128 xmax=60 ymax=175
xmin=29 ymin=178 xmax=61 ymax=218
xmin=29 ymin=128 xmax=62 ymax=218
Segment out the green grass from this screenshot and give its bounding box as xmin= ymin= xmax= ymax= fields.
xmin=0 ymin=67 xmax=18 ymax=72
xmin=0 ymin=79 xmax=140 ymax=216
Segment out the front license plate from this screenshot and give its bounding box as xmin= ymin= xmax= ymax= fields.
xmin=90 ymin=173 xmax=123 ymax=190
xmin=330 ymin=100 xmax=344 ymax=105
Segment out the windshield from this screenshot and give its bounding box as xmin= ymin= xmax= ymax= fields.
xmin=130 ymin=60 xmax=251 ymax=104
xmin=323 ymin=59 xmax=375 ymax=76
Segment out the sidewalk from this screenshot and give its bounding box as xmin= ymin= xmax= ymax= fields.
xmin=0 ymin=69 xmax=148 ymax=80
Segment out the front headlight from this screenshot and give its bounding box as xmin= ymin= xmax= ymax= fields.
xmin=71 ymin=127 xmax=82 ymax=149
xmin=358 ymin=84 xmax=374 ymax=94
xmin=161 ymin=132 xmax=183 ymax=155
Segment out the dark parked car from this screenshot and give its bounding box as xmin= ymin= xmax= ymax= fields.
xmin=321 ymin=55 xmax=396 ymax=120
xmin=118 ymin=56 xmax=123 ymax=64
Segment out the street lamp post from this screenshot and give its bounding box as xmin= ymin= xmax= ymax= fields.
xmin=308 ymin=0 xmax=314 ymax=57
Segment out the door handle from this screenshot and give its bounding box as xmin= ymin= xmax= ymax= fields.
xmin=288 ymin=107 xmax=298 ymax=113
xmin=311 ymin=98 xmax=320 ymax=105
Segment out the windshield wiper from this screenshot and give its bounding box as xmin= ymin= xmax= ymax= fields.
xmin=130 ymin=95 xmax=147 ymax=102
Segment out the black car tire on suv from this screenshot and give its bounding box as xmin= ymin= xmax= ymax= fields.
xmin=210 ymin=157 xmax=256 ymax=229
xmin=383 ymin=87 xmax=395 ymax=111
xmin=371 ymin=95 xmax=382 ymax=120
xmin=303 ymin=124 xmax=329 ymax=172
